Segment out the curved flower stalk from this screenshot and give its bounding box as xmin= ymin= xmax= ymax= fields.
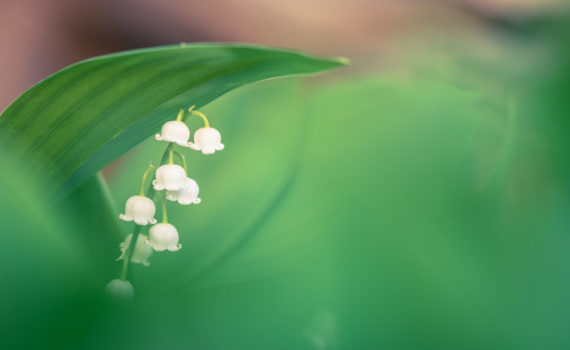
xmin=107 ymin=106 xmax=224 ymax=299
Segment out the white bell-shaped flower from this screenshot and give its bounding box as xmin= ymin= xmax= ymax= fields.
xmin=116 ymin=233 xmax=153 ymax=267
xmin=152 ymin=164 xmax=187 ymax=191
xmin=106 ymin=279 xmax=134 ymax=299
xmin=147 ymin=223 xmax=182 ymax=252
xmin=155 ymin=120 xmax=192 ymax=147
xmin=119 ymin=195 xmax=157 ymax=225
xmin=190 ymin=127 xmax=224 ymax=155
xmin=166 ymin=177 xmax=201 ymax=205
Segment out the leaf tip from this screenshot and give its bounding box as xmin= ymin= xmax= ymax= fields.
xmin=334 ymin=57 xmax=352 ymax=66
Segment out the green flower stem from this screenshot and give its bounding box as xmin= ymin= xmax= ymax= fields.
xmin=160 ymin=145 xmax=170 ymax=165
xmin=120 ymin=224 xmax=142 ymax=281
xmin=168 ymin=144 xmax=174 ymax=164
xmin=139 ymin=163 xmax=156 ymax=196
xmin=175 ymin=108 xmax=184 ymax=121
xmin=183 ymin=105 xmax=196 ymax=122
xmin=188 ymin=108 xmax=210 ymax=128
xmin=172 ymin=150 xmax=188 ymax=173
xmin=162 ymin=194 xmax=168 ymax=224
xmin=159 ymin=142 xmax=174 ymax=166
xmin=145 ymin=181 xmax=157 ymax=203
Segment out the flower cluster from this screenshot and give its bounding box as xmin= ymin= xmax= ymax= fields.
xmin=106 ymin=106 xmax=223 ymax=300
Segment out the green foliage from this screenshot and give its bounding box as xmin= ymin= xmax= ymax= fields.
xmin=2 ymin=23 xmax=570 ymax=349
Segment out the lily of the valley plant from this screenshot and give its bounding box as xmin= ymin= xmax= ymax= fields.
xmin=106 ymin=106 xmax=224 ymax=299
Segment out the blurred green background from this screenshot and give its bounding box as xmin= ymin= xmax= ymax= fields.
xmin=1 ymin=1 xmax=570 ymax=349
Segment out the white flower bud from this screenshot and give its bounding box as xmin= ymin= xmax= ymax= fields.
xmin=106 ymin=279 xmax=134 ymax=299
xmin=147 ymin=223 xmax=182 ymax=252
xmin=152 ymin=164 xmax=186 ymax=191
xmin=166 ymin=177 xmax=201 ymax=205
xmin=189 ymin=127 xmax=224 ymax=155
xmin=155 ymin=120 xmax=192 ymax=147
xmin=119 ymin=195 xmax=157 ymax=225
xmin=116 ymin=233 xmax=153 ymax=267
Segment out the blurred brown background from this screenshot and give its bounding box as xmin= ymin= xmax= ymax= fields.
xmin=0 ymin=0 xmax=564 ymax=112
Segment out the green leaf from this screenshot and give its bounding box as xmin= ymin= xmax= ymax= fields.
xmin=0 ymin=43 xmax=345 ymax=197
